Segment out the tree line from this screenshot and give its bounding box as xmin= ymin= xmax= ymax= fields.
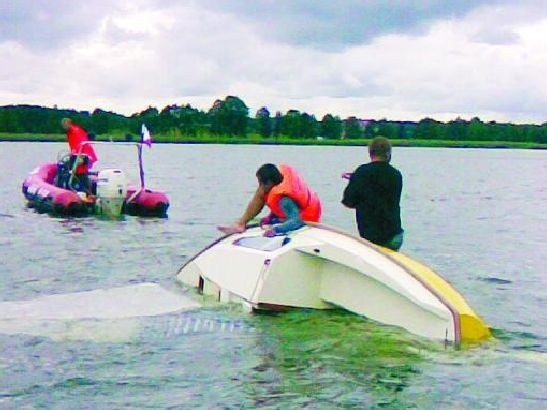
xmin=0 ymin=96 xmax=545 ymax=143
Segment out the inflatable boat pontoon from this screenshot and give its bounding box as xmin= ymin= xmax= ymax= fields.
xmin=22 ymin=141 xmax=169 ymax=217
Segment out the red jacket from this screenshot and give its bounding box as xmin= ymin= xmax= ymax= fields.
xmin=67 ymin=124 xmax=97 ymax=174
xmin=264 ymin=164 xmax=321 ymax=222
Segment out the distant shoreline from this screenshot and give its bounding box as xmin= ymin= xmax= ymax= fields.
xmin=1 ymin=133 xmax=545 ymax=150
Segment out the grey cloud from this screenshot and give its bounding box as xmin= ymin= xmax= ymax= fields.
xmin=198 ymin=0 xmax=513 ymax=50
xmin=102 ymin=17 xmax=150 ymax=43
xmin=1 ymin=0 xmax=544 ymax=123
xmin=0 ymin=0 xmax=111 ymax=50
xmin=0 ymin=0 xmax=170 ymax=51
xmin=471 ymin=27 xmax=520 ymax=45
xmin=467 ymin=1 xmax=545 ymax=45
xmin=4 ymin=0 xmax=542 ymax=52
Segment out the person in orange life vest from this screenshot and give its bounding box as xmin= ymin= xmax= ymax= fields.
xmin=218 ymin=163 xmax=322 ymax=237
xmin=61 ymin=118 xmax=98 ymax=191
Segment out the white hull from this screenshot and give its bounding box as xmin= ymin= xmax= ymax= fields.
xmin=176 ymin=224 xmax=490 ymax=344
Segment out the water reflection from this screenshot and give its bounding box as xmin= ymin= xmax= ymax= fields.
xmin=57 ymin=216 xmax=98 ymax=234
xmin=241 ymin=309 xmax=436 ymax=407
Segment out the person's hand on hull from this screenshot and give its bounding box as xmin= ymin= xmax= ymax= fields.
xmin=217 ymin=221 xmax=246 ymax=235
xmin=262 ymin=227 xmax=278 ymax=237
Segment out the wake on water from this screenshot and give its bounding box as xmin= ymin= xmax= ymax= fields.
xmin=1 ymin=284 xmax=545 ymax=368
xmin=0 ymin=283 xmax=201 ymax=342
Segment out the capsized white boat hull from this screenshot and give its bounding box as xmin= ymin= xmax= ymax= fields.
xmin=176 ymin=224 xmax=490 ymax=344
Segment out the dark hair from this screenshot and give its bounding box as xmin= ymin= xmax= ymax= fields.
xmin=368 ymin=136 xmax=392 ymax=161
xmin=256 ymin=163 xmax=283 ymax=185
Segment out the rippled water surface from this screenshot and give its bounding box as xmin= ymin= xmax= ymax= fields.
xmin=0 ymin=142 xmax=545 ymax=408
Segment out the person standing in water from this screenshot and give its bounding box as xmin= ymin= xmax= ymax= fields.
xmin=342 ymin=136 xmax=404 ymax=250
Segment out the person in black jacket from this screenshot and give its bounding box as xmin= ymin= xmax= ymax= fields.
xmin=342 ymin=136 xmax=404 ymax=250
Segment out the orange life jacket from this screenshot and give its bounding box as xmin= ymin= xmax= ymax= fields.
xmin=264 ymin=164 xmax=321 ymax=222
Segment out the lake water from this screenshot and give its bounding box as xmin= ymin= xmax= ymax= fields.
xmin=0 ymin=142 xmax=545 ymax=408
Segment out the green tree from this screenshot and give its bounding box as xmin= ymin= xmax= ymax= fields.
xmin=320 ymin=114 xmax=343 ymax=139
xmin=467 ymin=117 xmax=490 ymax=141
xmin=157 ymin=104 xmax=180 ymax=133
xmin=300 ymin=113 xmax=319 ymax=139
xmin=447 ymin=117 xmax=469 ymax=141
xmin=208 ymin=96 xmax=249 ymax=136
xmin=2 ymin=102 xmax=546 ymax=145
xmin=375 ymin=119 xmax=400 ymax=140
xmin=364 ymin=119 xmax=378 ymax=139
xmin=281 ymin=110 xmax=302 ymax=139
xmin=0 ymin=106 xmax=22 ymax=132
xmin=415 ymin=117 xmax=440 ymax=140
xmin=132 ymin=106 xmax=160 ymax=134
xmin=91 ymin=108 xmax=129 ymax=134
xmin=280 ymin=111 xmax=318 ymax=139
xmin=273 ymin=111 xmax=282 ymax=142
xmin=256 ymin=106 xmax=272 ymax=138
xmin=344 ymin=117 xmax=364 ymax=139
xmin=179 ymin=104 xmax=207 ymax=136
xmin=400 ymin=121 xmax=418 ymax=139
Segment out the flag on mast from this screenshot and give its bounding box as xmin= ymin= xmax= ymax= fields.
xmin=141 ymin=124 xmax=152 ymax=147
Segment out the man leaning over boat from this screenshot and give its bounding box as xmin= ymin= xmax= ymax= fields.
xmin=218 ymin=163 xmax=322 ymax=237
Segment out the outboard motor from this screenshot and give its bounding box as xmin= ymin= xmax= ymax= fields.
xmin=96 ymin=169 xmax=127 ymax=217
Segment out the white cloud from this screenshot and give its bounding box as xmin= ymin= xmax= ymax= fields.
xmin=0 ymin=1 xmax=545 ymax=124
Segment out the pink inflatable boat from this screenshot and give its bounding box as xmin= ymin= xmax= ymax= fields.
xmin=22 ymin=162 xmax=169 ymax=217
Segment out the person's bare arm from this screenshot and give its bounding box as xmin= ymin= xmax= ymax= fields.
xmin=236 ymin=185 xmax=266 ymax=226
xmin=218 ymin=185 xmax=267 ymax=234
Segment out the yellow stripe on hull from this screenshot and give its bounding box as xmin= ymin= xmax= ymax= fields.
xmin=382 ymin=249 xmax=491 ymax=343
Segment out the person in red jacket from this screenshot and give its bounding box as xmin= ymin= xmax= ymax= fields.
xmin=61 ymin=118 xmax=98 ymax=191
xmin=218 ymin=163 xmax=321 ymax=237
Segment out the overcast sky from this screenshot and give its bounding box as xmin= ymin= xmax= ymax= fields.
xmin=1 ymin=0 xmax=546 ymax=124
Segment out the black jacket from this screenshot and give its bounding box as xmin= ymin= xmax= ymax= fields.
xmin=342 ymin=161 xmax=403 ymax=244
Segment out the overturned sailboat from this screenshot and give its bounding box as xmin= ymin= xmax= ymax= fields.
xmin=176 ymin=224 xmax=491 ymax=345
